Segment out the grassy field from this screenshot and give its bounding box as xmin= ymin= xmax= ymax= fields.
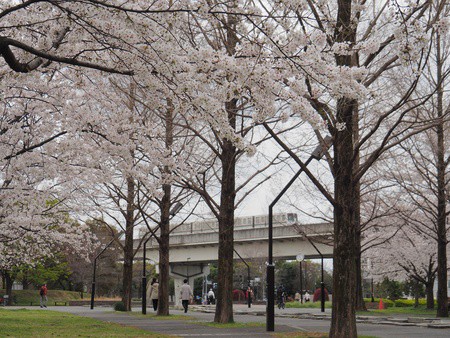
xmin=0 ymin=308 xmax=170 ymax=337
xmin=0 ymin=289 xmax=91 ymax=306
xmin=360 ymin=306 xmax=438 ymax=317
xmin=285 ymin=300 xmax=438 ymax=317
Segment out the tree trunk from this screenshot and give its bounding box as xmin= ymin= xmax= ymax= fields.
xmin=425 ymin=282 xmax=434 ymax=310
xmin=330 ymin=0 xmax=359 ymax=337
xmin=435 ymin=30 xmax=448 ymax=318
xmin=331 ymin=105 xmax=358 ymax=337
xmin=4 ymin=271 xmax=13 ymax=306
xmin=214 ymin=5 xmax=238 ymax=325
xmin=158 ymin=102 xmax=173 ymax=316
xmin=214 ymin=101 xmax=237 ymax=324
xmin=158 ymin=208 xmax=170 ymax=316
xmin=122 ymin=176 xmax=135 ymax=311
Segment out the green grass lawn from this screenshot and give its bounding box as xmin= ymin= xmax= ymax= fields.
xmin=0 ymin=309 xmax=170 ymax=337
xmin=1 ymin=289 xmax=90 ymax=306
xmin=286 ymin=300 xmax=438 ymax=318
xmin=360 ymin=306 xmax=438 ymax=317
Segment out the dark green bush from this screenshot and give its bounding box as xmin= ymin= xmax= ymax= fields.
xmin=394 ymin=299 xmax=432 ymax=307
xmin=113 ymin=301 xmax=126 ymax=311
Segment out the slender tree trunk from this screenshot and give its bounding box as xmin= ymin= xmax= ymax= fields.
xmin=158 ymin=201 xmax=170 ymax=316
xmin=158 ymin=100 xmax=174 ymax=316
xmin=122 ymin=176 xmax=135 ymax=311
xmin=330 ymin=1 xmax=359 ymax=337
xmin=214 ymin=100 xmax=237 ymax=324
xmin=435 ymin=30 xmax=448 ymax=318
xmin=426 ymin=282 xmax=434 ymax=309
xmin=4 ymin=271 xmax=13 ymax=306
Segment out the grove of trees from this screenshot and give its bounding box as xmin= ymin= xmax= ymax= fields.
xmin=1 ymin=1 xmax=448 ymax=337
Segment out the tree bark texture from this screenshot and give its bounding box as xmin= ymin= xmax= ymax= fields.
xmin=122 ymin=176 xmax=135 ymax=311
xmin=214 ymin=5 xmax=239 ymax=324
xmin=331 ymin=97 xmax=359 ymax=338
xmin=214 ymin=100 xmax=237 ymax=324
xmin=158 ymin=103 xmax=173 ymax=316
xmin=330 ymin=1 xmax=359 ymax=337
xmin=158 ymin=201 xmax=170 ymax=316
xmin=426 ymin=282 xmax=435 ymax=309
xmin=435 ymin=31 xmax=448 ymax=318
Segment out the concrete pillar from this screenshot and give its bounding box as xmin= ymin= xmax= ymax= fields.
xmin=170 ymin=263 xmax=210 ymax=305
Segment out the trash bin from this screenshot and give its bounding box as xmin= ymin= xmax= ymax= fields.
xmin=3 ymin=295 xmax=8 ymax=306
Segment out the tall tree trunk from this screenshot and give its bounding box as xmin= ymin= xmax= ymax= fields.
xmin=330 ymin=1 xmax=359 ymax=337
xmin=158 ymin=100 xmax=174 ymax=316
xmin=214 ymin=3 xmax=238 ymax=324
xmin=435 ymin=30 xmax=448 ymax=318
xmin=158 ymin=198 xmax=170 ymax=316
xmin=214 ymin=100 xmax=237 ymax=324
xmin=425 ymin=282 xmax=434 ymax=309
xmin=331 ymin=97 xmax=358 ymax=337
xmin=122 ymin=176 xmax=135 ymax=311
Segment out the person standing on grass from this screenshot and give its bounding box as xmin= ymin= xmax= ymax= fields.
xmin=148 ymin=278 xmax=159 ymax=311
xmin=39 ymin=284 xmax=48 ymax=308
xmin=180 ymin=279 xmax=193 ymax=313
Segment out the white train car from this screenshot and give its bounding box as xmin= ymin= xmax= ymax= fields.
xmin=170 ymin=212 xmax=298 ymax=234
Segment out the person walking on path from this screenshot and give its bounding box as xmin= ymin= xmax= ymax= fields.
xmin=246 ymin=286 xmax=254 ymax=308
xmin=148 ymin=278 xmax=159 ymax=311
xmin=39 ymin=284 xmax=48 ymax=308
xmin=180 ymin=279 xmax=193 ymax=313
xmin=207 ymin=288 xmax=215 ymax=305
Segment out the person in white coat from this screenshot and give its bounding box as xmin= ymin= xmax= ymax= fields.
xmin=148 ymin=278 xmax=159 ymax=311
xmin=180 ymin=279 xmax=193 ymax=313
xmin=207 ymin=288 xmax=215 ymax=305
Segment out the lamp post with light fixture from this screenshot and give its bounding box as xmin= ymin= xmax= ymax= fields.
xmin=266 ymin=136 xmax=331 ymax=332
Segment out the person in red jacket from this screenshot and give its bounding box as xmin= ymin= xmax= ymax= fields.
xmin=39 ymin=284 xmax=48 ymax=308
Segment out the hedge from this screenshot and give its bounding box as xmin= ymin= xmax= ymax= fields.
xmin=364 ymin=297 xmax=394 ymax=308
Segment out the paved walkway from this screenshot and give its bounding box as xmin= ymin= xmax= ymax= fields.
xmin=6 ymin=304 xmax=450 ymax=337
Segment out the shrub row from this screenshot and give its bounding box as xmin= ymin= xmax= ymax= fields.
xmin=364 ymin=298 xmax=394 ymax=308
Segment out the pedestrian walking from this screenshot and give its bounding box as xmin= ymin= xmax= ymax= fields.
xmin=246 ymin=286 xmax=254 ymax=308
xmin=180 ymin=279 xmax=193 ymax=313
xmin=148 ymin=278 xmax=159 ymax=311
xmin=207 ymin=288 xmax=215 ymax=305
xmin=39 ymin=284 xmax=48 ymax=308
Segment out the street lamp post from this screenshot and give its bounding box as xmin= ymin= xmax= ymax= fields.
xmin=141 ymin=235 xmax=152 ymax=315
xmin=296 ymin=254 xmax=304 ymax=304
xmin=266 ymin=136 xmax=331 ymax=332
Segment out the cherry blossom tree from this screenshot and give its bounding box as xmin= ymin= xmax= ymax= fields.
xmin=241 ymin=2 xmax=446 ymax=336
